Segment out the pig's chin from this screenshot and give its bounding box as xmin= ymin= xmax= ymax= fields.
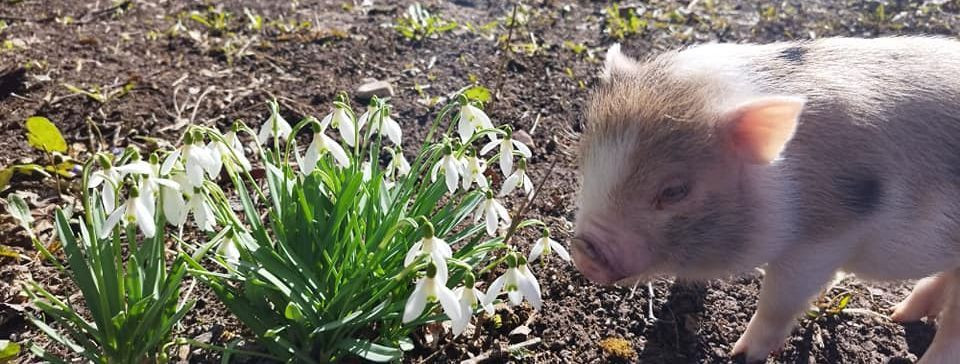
xmin=571 ymin=250 xmax=638 ymax=285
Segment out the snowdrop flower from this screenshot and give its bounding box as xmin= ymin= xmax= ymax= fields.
xmin=474 ymin=190 xmax=511 ymax=237
xmin=219 ymin=232 xmax=241 ymax=268
xmin=457 ymin=102 xmax=495 ymax=143
xmin=88 ymin=155 xmax=122 ymax=212
xmin=302 ymin=120 xmax=350 ymax=173
xmin=100 ymin=185 xmax=155 ymax=239
xmin=404 ymin=222 xmax=452 ymax=282
xmin=163 ymin=172 xmax=189 ymax=227
xmin=402 ymin=262 xmax=463 ymax=328
xmin=452 ymin=272 xmax=494 ymax=336
xmin=213 ymin=128 xmax=252 ymax=172
xmin=483 ymin=254 xmax=542 ymax=310
xmin=499 ymin=157 xmax=533 ymax=200
xmin=480 ymin=126 xmax=532 ymax=176
xmin=387 ymin=147 xmax=411 ymax=177
xmin=430 ymin=145 xmax=463 ymax=194
xmin=162 ymin=131 xmax=220 ymax=189
xmin=321 ymin=105 xmax=358 ymax=147
xmin=185 ymin=186 xmax=216 ymax=232
xmin=528 ymin=228 xmax=571 ymax=264
xmin=459 ymin=150 xmax=488 ymax=191
xmin=118 ymin=154 xmax=180 ymax=218
xmin=258 ymin=101 xmax=293 ymax=144
xmin=358 ymin=104 xmax=402 ymax=145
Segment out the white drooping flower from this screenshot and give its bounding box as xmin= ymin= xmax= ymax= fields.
xmin=480 ymin=127 xmax=532 ymax=176
xmin=430 ymin=146 xmax=463 ymax=194
xmin=387 ymin=147 xmax=411 ymax=178
xmin=403 ymin=222 xmax=452 ymax=282
xmin=100 ymin=186 xmax=156 ymax=239
xmin=474 ymin=190 xmax=511 ymax=237
xmin=214 ymin=129 xmax=252 ymax=172
xmin=321 ymin=106 xmax=358 ymax=147
xmin=88 ymin=156 xmax=122 ymax=213
xmin=457 ymin=103 xmax=494 ymax=143
xmin=117 ymin=156 xmax=180 ymax=219
xmin=219 ymin=236 xmax=241 ymax=268
xmin=402 ymin=262 xmax=463 ymax=329
xmin=358 ymin=105 xmax=402 ymax=145
xmin=499 ymin=157 xmax=533 ymax=200
xmin=161 ymin=132 xmax=220 ymax=189
xmin=302 ymin=121 xmax=351 ymax=173
xmin=452 ymin=272 xmax=494 ymax=336
xmin=483 ymin=254 xmax=542 ymax=310
xmin=258 ymin=102 xmax=293 ymax=144
xmin=459 ymin=151 xmax=488 ymax=191
xmin=185 ymin=186 xmax=216 ymax=232
xmin=528 ymin=229 xmax=571 ymax=264
xmin=163 ymin=171 xmax=189 ymax=227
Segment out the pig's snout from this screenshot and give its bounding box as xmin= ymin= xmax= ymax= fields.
xmin=571 ymin=236 xmax=627 ymax=284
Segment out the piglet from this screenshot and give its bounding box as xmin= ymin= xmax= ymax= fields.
xmin=571 ymin=36 xmax=960 ymax=364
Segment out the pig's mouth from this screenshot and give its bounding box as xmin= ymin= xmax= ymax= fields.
xmin=571 ymin=237 xmax=630 ymax=284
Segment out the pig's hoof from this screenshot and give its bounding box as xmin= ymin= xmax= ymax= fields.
xmin=731 ymin=316 xmax=793 ymax=363
xmin=891 ymin=275 xmax=947 ymax=323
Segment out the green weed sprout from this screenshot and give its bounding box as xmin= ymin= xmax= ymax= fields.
xmin=183 ymin=92 xmax=561 ymax=362
xmin=395 ymin=3 xmax=458 ymax=41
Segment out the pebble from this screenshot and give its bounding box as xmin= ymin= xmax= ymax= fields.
xmin=356 ymin=79 xmax=394 ymax=100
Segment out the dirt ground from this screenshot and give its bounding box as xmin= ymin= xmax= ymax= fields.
xmin=2 ymin=0 xmax=960 ymax=363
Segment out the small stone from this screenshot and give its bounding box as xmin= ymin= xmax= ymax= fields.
xmin=509 ymin=325 xmax=531 ymax=339
xmin=513 ymin=129 xmax=534 ymax=149
xmin=356 ymin=80 xmax=394 ymax=100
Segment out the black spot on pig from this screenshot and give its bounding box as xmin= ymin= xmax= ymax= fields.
xmin=834 ymin=172 xmax=882 ymax=215
xmin=779 ymin=46 xmax=807 ymax=64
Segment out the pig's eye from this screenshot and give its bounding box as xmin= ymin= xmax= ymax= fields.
xmin=656 ymin=184 xmax=689 ymax=208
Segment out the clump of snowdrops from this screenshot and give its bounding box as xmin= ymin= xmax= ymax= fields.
xmin=22 ymin=90 xmax=571 ymax=362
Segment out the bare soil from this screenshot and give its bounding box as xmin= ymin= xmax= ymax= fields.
xmin=2 ymin=0 xmax=959 ymax=363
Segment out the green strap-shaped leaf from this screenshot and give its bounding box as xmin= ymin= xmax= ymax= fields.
xmin=24 ymin=116 xmax=67 ymax=153
xmin=336 ymin=338 xmax=402 ymax=363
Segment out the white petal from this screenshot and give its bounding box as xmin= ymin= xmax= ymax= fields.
xmin=431 ymin=253 xmax=449 ymax=284
xmin=257 ymin=121 xmax=272 ymax=145
xmin=154 ymin=178 xmax=180 ymax=190
xmin=430 ymin=160 xmax=442 ymax=182
xmin=483 ymin=274 xmax=507 ymax=307
xmin=518 ymin=267 xmax=542 ymax=309
xmin=512 ymin=139 xmax=533 ymax=158
xmin=336 ymin=109 xmax=356 ymax=147
xmin=480 ymin=139 xmax=499 ymax=155
xmin=443 ymin=158 xmax=459 ymax=194
xmin=396 ymin=154 xmax=411 ymax=176
xmin=457 ymin=113 xmax=473 ymax=143
xmin=323 ymin=135 xmax=351 ymax=167
xmin=432 ymin=238 xmax=453 ymax=258
xmin=205 ymin=142 xmax=224 ymax=177
xmin=163 ymin=188 xmax=187 ymax=226
xmin=551 ymin=240 xmax=572 ymax=261
xmin=484 ymin=203 xmax=498 ymax=236
xmin=115 ymin=161 xmax=153 ymax=176
xmin=523 ymin=175 xmax=535 ymax=199
xmin=99 ymin=206 xmax=126 ymax=238
xmin=499 ymin=140 xmax=513 ymax=176
xmin=275 ymin=115 xmax=292 ymax=140
xmin=302 ymin=136 xmax=322 ymax=174
xmin=499 ymin=172 xmax=520 ymax=197
xmin=88 ymin=170 xmax=106 ymax=188
xmin=403 ymin=279 xmax=428 ymax=323
xmin=454 ymin=292 xmax=472 ymax=336
xmin=475 ymin=289 xmax=494 ymax=315
xmin=220 ymin=239 xmax=241 ymax=268
xmin=101 ymin=183 xmax=116 ymax=213
xmin=357 ymin=110 xmax=371 ymax=131
xmin=404 ymin=241 xmax=424 ymax=267
xmin=436 ymin=285 xmax=463 ymax=327
xmin=160 ymin=150 xmax=181 ymax=176
xmin=185 ymin=154 xmax=205 ymax=187
xmin=528 ymin=238 xmax=547 ymax=263
xmin=494 ymin=200 xmax=512 ymax=226
xmin=383 ymin=117 xmax=402 ymax=145
xmin=133 ymin=198 xmax=156 ymax=238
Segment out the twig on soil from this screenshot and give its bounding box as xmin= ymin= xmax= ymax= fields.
xmin=501 ymin=155 xmax=561 ymax=247
xmin=459 ymin=337 xmax=542 ymax=364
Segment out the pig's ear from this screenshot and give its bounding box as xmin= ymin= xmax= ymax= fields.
xmin=721 ymin=96 xmax=806 ymax=164
xmin=601 ymin=43 xmax=636 ymax=82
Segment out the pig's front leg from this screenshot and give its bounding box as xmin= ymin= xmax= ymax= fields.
xmin=731 ymin=249 xmax=845 ymax=363
xmin=915 ymin=268 xmax=960 ymax=364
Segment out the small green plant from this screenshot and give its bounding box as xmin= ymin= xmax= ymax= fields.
xmin=21 ymin=148 xmax=195 ymax=362
xmin=189 ymin=6 xmax=231 ymax=35
xmin=243 ymin=8 xmax=263 ymax=31
xmin=0 ymin=117 xmax=77 ymax=193
xmin=62 ymin=81 xmax=135 ymax=104
xmin=563 ymin=40 xmax=588 ymax=55
xmin=394 ymin=3 xmax=458 ymax=41
xmin=604 ymin=3 xmax=646 ymax=40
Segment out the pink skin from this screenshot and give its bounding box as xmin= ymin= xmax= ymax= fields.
xmin=571 ymin=213 xmax=655 ymax=285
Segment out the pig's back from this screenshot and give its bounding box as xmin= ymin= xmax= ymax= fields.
xmin=680 ymin=37 xmax=960 ymax=277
